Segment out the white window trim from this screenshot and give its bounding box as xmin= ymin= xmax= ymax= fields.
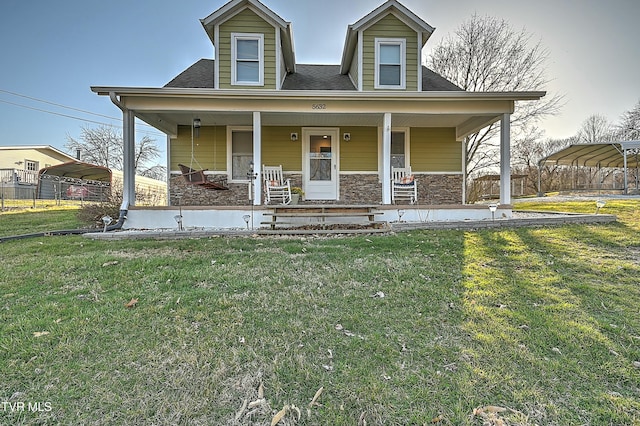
xmin=392 ymin=128 xmax=410 ymax=168
xmin=378 ymin=126 xmax=410 ymax=180
xmin=375 ymin=38 xmax=406 ymax=90
xmin=25 ymin=159 xmax=39 ymax=172
xmin=227 ymin=126 xmax=254 ymax=182
xmin=231 ymin=33 xmax=264 ymax=86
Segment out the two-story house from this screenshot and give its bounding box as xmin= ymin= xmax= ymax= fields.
xmin=92 ymin=0 xmax=545 ymax=229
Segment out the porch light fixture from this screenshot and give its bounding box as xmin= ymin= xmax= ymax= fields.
xmin=488 ymin=203 xmax=499 ymax=221
xmin=101 ymin=215 xmax=113 ymax=232
xmin=174 ymin=214 xmax=183 ymax=231
xmin=343 ymin=133 xmax=351 ymax=142
xmin=193 ymin=118 xmax=201 ymax=138
xmin=595 ymin=199 xmax=606 ymax=214
xmin=290 ymin=132 xmax=298 ymax=141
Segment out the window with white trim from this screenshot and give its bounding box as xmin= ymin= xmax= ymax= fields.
xmin=25 ymin=160 xmax=38 ymax=172
xmin=230 ymin=129 xmax=254 ymax=181
xmin=375 ymin=38 xmax=406 ymax=89
xmin=232 ymin=33 xmax=264 ymax=86
xmin=391 ymin=131 xmax=406 ymax=168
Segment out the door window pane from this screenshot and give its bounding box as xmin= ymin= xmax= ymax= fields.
xmin=309 ymin=135 xmax=331 ymax=181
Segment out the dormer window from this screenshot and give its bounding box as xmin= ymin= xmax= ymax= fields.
xmin=232 ymin=33 xmax=264 ymax=86
xmin=375 ymin=38 xmax=406 ymax=89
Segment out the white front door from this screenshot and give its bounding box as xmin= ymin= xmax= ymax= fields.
xmin=303 ymin=128 xmax=339 ymax=200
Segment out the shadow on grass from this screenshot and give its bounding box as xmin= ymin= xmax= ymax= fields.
xmin=461 ymin=223 xmax=640 ymax=424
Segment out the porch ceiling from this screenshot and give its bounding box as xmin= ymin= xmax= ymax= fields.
xmin=136 ymin=110 xmax=502 ymax=139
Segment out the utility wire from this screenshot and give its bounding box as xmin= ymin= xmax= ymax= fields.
xmin=0 ymin=88 xmax=164 ymax=134
xmin=0 ymin=97 xmax=165 ymax=138
xmin=0 ymin=88 xmax=120 ymax=121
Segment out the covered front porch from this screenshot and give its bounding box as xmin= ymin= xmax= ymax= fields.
xmin=91 ymin=87 xmax=544 ymax=229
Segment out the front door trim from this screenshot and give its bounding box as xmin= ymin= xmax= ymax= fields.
xmin=302 ymin=127 xmax=340 ymax=201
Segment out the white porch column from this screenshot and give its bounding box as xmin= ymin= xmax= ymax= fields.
xmin=499 ymin=113 xmax=511 ymax=205
xmin=252 ymin=111 xmax=262 ymax=205
xmin=122 ymin=109 xmax=136 ymax=209
xmin=382 ymin=112 xmax=392 ymax=204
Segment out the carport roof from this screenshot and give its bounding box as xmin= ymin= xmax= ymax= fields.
xmin=539 ymin=142 xmax=640 ymax=168
xmin=38 ymin=161 xmax=112 ymax=182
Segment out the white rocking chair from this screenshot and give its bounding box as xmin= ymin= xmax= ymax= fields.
xmin=392 ymin=166 xmax=418 ymax=204
xmin=263 ymin=165 xmax=292 ymax=205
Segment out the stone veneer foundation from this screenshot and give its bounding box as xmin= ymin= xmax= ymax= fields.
xmin=170 ymin=173 xmax=462 ymax=206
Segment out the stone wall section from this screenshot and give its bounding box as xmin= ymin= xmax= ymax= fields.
xmin=170 ymin=173 xmax=462 ymax=206
xmin=170 ymin=173 xmax=304 ymax=206
xmin=340 ymin=174 xmax=382 ymax=204
xmin=415 ymin=174 xmax=463 ymax=205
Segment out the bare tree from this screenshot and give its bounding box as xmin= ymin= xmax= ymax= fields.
xmin=65 ymin=125 xmax=165 ymax=180
xmin=512 ymin=130 xmax=576 ymax=194
xmin=576 ymin=114 xmax=616 ymax=144
xmin=428 ymin=14 xmax=563 ymax=180
xmin=617 ymin=100 xmax=640 ymax=140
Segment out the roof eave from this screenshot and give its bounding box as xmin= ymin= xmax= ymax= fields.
xmin=339 ymin=26 xmax=357 ymax=75
xmin=92 ymin=86 xmax=546 ymax=102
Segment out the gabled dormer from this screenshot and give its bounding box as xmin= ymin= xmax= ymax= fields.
xmin=340 ymin=0 xmax=434 ymax=91
xmin=200 ymin=0 xmax=296 ymax=90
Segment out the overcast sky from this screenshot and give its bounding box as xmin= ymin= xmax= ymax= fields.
xmin=1 ymin=0 xmax=639 ymax=159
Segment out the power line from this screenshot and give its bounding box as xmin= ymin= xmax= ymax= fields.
xmin=0 ymin=88 xmax=120 ymax=121
xmin=0 ymin=98 xmax=165 ymax=138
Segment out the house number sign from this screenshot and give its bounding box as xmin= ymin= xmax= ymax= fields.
xmin=311 ymin=103 xmax=327 ymax=110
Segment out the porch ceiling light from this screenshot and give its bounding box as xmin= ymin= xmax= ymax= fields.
xmin=193 ymin=118 xmax=201 ymax=138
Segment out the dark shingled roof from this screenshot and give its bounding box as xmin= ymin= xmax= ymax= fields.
xmin=165 ymin=59 xmax=214 ymax=88
xmin=281 ymin=65 xmax=356 ymax=90
xmin=422 ymin=67 xmax=463 ymax=91
xmin=164 ymin=60 xmax=462 ymax=92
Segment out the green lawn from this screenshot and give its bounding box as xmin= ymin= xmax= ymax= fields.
xmin=1 ymin=200 xmax=639 ymax=425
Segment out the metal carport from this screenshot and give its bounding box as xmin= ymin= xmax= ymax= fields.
xmin=37 ymin=161 xmax=112 ymax=202
xmin=538 ymin=141 xmax=640 ymax=194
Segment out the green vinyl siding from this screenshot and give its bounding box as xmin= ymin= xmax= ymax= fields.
xmin=170 ymin=126 xmax=227 ymax=171
xmin=340 ymin=127 xmax=378 ymax=171
xmin=218 ymin=8 xmax=277 ymax=89
xmin=410 ymin=128 xmax=462 ymax=172
xmin=362 ymin=14 xmax=418 ymax=91
xmin=261 ymin=127 xmax=302 ymax=170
